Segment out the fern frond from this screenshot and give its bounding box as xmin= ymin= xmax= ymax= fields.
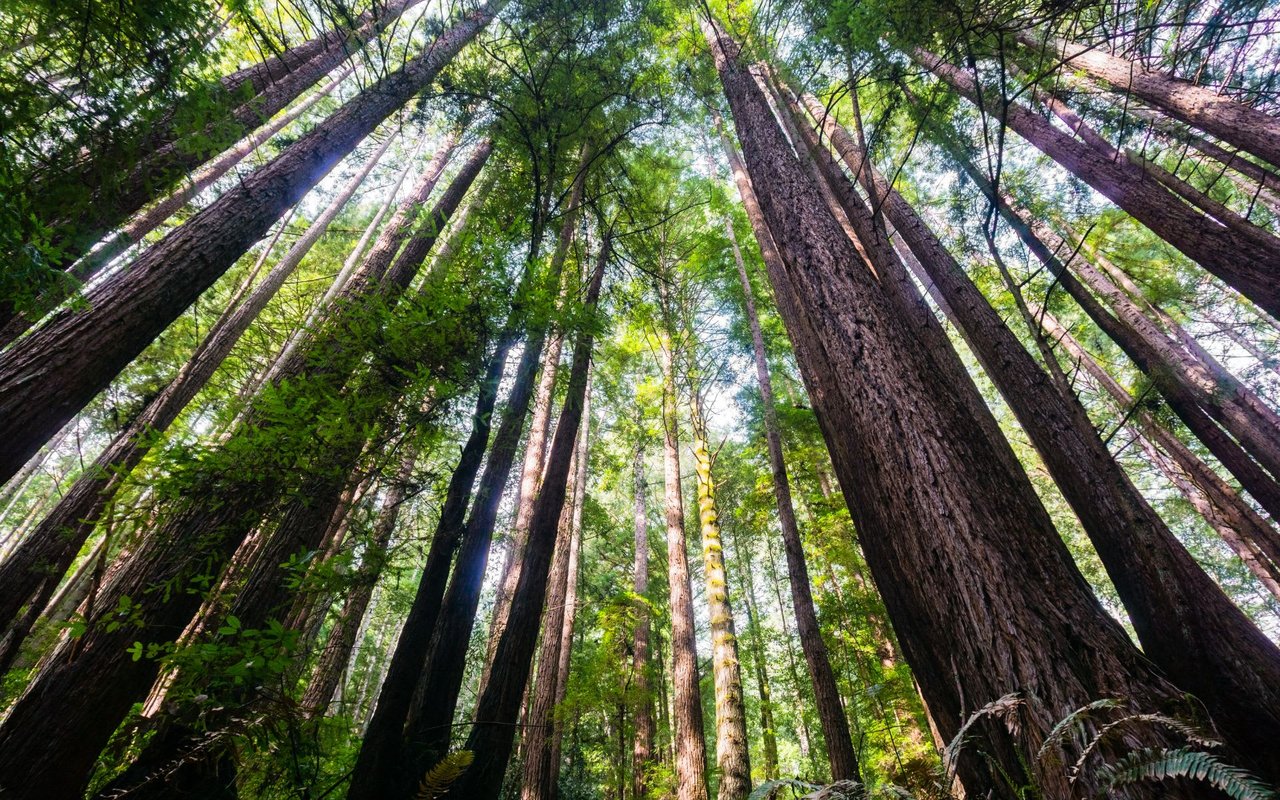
xmin=1036 ymin=698 xmax=1121 ymax=762
xmin=1095 ymin=747 xmax=1277 ymax=800
xmin=943 ymin=693 xmax=1024 ymax=777
xmin=747 ymin=778 xmax=822 ymax=799
xmin=415 ymin=750 xmax=474 ymax=800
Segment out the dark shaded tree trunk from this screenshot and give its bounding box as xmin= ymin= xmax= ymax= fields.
xmin=520 ymin=384 xmax=590 ymax=800
xmin=719 ymin=172 xmax=860 ymax=782
xmin=631 ymin=440 xmax=656 ymax=800
xmin=547 ymin=425 xmax=587 ymax=791
xmin=437 ymin=235 xmax=606 ymax=800
xmin=707 ymin=22 xmax=1194 ymax=799
xmin=0 ymin=135 xmax=401 ymax=668
xmin=0 ymin=0 xmax=503 ymax=485
xmin=917 ymin=48 xmax=1280 ymax=320
xmin=0 ymin=143 xmax=491 ymax=800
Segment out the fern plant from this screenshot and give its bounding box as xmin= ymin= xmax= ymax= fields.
xmin=416 ymin=750 xmax=474 ymax=800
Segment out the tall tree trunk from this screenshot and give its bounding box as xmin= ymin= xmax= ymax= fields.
xmin=658 ymin=327 xmax=710 ymax=800
xmin=631 ymin=439 xmax=656 ymax=800
xmin=799 ymin=93 xmax=1280 ymax=775
xmin=521 ymin=384 xmax=590 ymax=800
xmin=487 ymin=143 xmax=592 ymax=669
xmin=0 ymin=0 xmax=504 ymax=485
xmin=344 ymin=330 xmax=515 ymax=800
xmin=944 ymin=143 xmax=1280 ymax=521
xmin=707 ymin=22 xmax=1195 ymax=798
xmin=437 ymin=235 xmax=606 ymax=800
xmin=688 ymin=384 xmax=751 ymax=800
xmin=32 ymin=0 xmax=436 ymax=274
xmin=727 ymin=521 xmax=779 ymax=782
xmin=548 ymin=422 xmax=587 ymax=790
xmin=0 ymin=144 xmax=490 ymax=800
xmin=1017 ymin=31 xmax=1280 ymax=171
xmin=0 ymin=134 xmax=400 ymax=661
xmin=720 ymin=197 xmax=860 ymax=782
xmin=392 ymin=227 xmax=580 ymax=794
xmin=1040 ymin=308 xmax=1280 ymax=597
xmin=916 ymin=48 xmax=1280 ymax=320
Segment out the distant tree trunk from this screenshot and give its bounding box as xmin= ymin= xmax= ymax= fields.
xmin=725 ymin=519 xmax=779 ymax=782
xmin=917 ymin=48 xmax=1280 ymax=320
xmin=487 ymin=143 xmax=592 ymax=671
xmin=658 ymin=326 xmax=710 ymax=800
xmin=1017 ymin=31 xmax=1280 ymax=171
xmin=437 ymin=241 xmax=606 ymax=800
xmin=303 ymin=450 xmax=418 ymax=717
xmin=0 ymin=144 xmax=490 ymax=800
xmin=707 ymin=22 xmax=1194 ymax=798
xmin=720 ymin=195 xmax=860 ymax=782
xmin=1040 ymin=309 xmax=1280 ymax=598
xmin=688 ymin=383 xmax=751 ymax=800
xmin=521 ymin=384 xmax=590 ymax=800
xmin=631 ymin=440 xmax=656 ymax=800
xmin=797 ymin=94 xmax=1280 ymax=776
xmin=392 ymin=235 xmax=581 ymax=795
xmin=0 ymin=0 xmax=503 ymax=486
xmin=0 ymin=135 xmax=397 ymax=663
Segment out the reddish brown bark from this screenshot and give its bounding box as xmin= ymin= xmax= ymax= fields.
xmin=718 ymin=172 xmax=860 ymax=782
xmin=0 ymin=0 xmax=503 ymax=485
xmin=708 ymin=22 xmax=1193 ymax=798
xmin=918 ymin=48 xmax=1280 ymax=320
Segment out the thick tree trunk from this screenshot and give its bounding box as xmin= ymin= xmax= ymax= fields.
xmin=0 ymin=135 xmax=398 ymax=661
xmin=720 ymin=178 xmax=861 ymax=782
xmin=520 ymin=386 xmax=590 ymax=800
xmin=659 ymin=329 xmax=710 ymax=800
xmin=0 ymin=144 xmax=490 ymax=800
xmin=1018 ymin=31 xmax=1280 ymax=171
xmin=437 ymin=238 xmax=605 ymax=800
xmin=799 ymin=95 xmax=1280 ymax=776
xmin=688 ymin=386 xmax=751 ymax=800
xmin=0 ymin=0 xmax=503 ymax=485
xmin=917 ymin=49 xmax=1280 ymax=320
xmin=707 ymin=23 xmax=1195 ymax=798
xmin=631 ymin=440 xmax=656 ymax=800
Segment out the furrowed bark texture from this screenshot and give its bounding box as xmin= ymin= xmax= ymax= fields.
xmin=720 ymin=197 xmax=859 ymax=782
xmin=0 ymin=144 xmax=490 ymax=800
xmin=1018 ymin=31 xmax=1280 ymax=170
xmin=803 ymin=98 xmax=1280 ymax=776
xmin=0 ymin=0 xmax=503 ymax=485
xmin=917 ymin=49 xmax=1280 ymax=320
xmin=708 ymin=22 xmax=1191 ymax=799
xmin=439 ymin=240 xmax=605 ymax=800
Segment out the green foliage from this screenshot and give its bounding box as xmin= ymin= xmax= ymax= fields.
xmin=1095 ymin=748 xmax=1277 ymax=799
xmin=416 ymin=750 xmax=474 ymax=799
